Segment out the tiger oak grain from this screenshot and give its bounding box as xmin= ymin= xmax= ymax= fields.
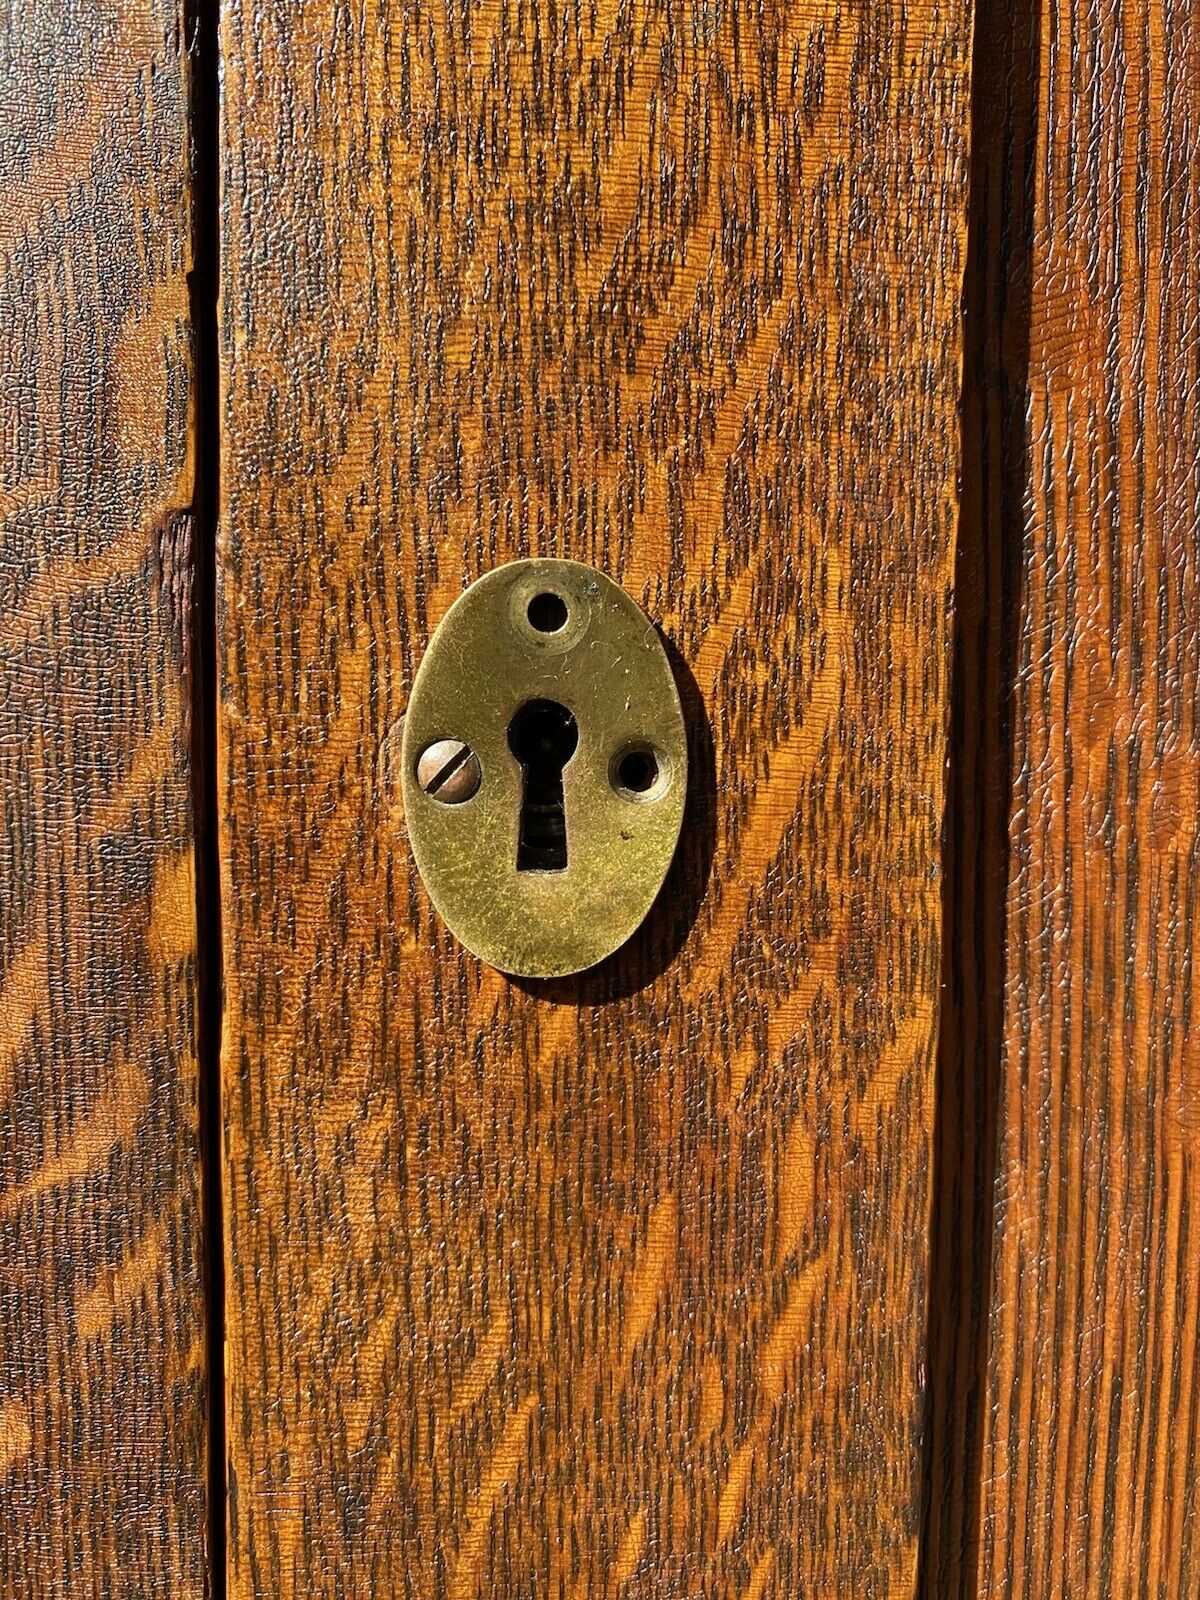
xmin=0 ymin=4 xmax=207 ymax=1597
xmin=217 ymin=0 xmax=973 ymax=1594
xmin=970 ymin=0 xmax=1200 ymax=1592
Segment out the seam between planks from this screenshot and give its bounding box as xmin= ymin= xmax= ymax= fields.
xmin=185 ymin=2 xmax=227 ymax=1596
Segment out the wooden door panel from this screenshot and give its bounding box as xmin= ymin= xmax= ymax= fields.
xmin=926 ymin=0 xmax=1200 ymax=1591
xmin=0 ymin=5 xmax=207 ymax=1596
xmin=6 ymin=0 xmax=1200 ymax=1588
xmin=971 ymin=0 xmax=1200 ymax=1592
xmin=217 ymin=1 xmax=972 ymax=1596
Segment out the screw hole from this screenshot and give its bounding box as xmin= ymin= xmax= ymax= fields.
xmin=527 ymin=591 xmax=569 ymax=633
xmin=613 ymin=745 xmax=661 ymax=799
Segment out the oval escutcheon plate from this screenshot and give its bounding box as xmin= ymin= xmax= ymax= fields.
xmin=401 ymin=559 xmax=687 ymax=977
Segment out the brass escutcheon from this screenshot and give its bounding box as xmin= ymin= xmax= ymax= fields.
xmin=400 ymin=559 xmax=687 ymax=977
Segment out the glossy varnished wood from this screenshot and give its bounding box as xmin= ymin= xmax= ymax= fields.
xmin=0 ymin=5 xmax=207 ymax=1596
xmin=970 ymin=0 xmax=1200 ymax=1591
xmin=217 ymin=0 xmax=972 ymax=1594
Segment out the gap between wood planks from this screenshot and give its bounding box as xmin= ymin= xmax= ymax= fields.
xmin=186 ymin=1 xmax=226 ymax=1596
xmin=917 ymin=0 xmax=1038 ymax=1586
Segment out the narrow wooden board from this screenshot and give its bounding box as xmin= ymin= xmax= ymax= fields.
xmin=0 ymin=5 xmax=207 ymax=1596
xmin=217 ymin=0 xmax=972 ymax=1594
xmin=975 ymin=0 xmax=1200 ymax=1591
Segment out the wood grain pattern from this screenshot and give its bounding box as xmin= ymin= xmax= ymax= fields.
xmin=973 ymin=0 xmax=1200 ymax=1591
xmin=217 ymin=0 xmax=972 ymax=1594
xmin=0 ymin=5 xmax=207 ymax=1596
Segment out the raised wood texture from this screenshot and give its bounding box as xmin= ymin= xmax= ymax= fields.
xmin=218 ymin=1 xmax=971 ymax=1595
xmin=971 ymin=0 xmax=1200 ymax=1592
xmin=0 ymin=6 xmax=207 ymax=1596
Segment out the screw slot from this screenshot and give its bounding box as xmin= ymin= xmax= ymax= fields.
xmin=416 ymin=738 xmax=482 ymax=804
xmin=526 ymin=591 xmax=569 ymax=633
xmin=612 ymin=745 xmax=663 ymax=800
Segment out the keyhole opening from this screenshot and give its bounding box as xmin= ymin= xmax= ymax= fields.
xmin=508 ymin=699 xmax=579 ymax=872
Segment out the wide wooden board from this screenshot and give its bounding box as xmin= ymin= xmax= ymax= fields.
xmin=972 ymin=0 xmax=1200 ymax=1591
xmin=0 ymin=5 xmax=207 ymax=1596
xmin=217 ymin=0 xmax=972 ymax=1594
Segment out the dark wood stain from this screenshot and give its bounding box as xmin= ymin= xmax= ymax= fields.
xmin=0 ymin=3 xmax=207 ymax=1597
xmin=217 ymin=0 xmax=972 ymax=1595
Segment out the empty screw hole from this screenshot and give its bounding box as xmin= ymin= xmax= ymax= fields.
xmin=614 ymin=746 xmax=660 ymax=797
xmin=527 ymin=591 xmax=569 ymax=633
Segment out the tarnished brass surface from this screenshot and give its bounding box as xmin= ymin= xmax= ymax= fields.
xmin=401 ymin=559 xmax=687 ymax=977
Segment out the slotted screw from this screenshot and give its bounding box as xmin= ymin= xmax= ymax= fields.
xmin=416 ymin=738 xmax=482 ymax=804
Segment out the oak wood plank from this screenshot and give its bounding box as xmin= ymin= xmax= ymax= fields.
xmin=0 ymin=6 xmax=207 ymax=1596
xmin=972 ymin=0 xmax=1200 ymax=1591
xmin=217 ymin=0 xmax=973 ymax=1593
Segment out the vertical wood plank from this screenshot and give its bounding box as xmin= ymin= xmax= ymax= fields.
xmin=975 ymin=0 xmax=1200 ymax=1591
xmin=217 ymin=0 xmax=972 ymax=1594
xmin=0 ymin=6 xmax=207 ymax=1596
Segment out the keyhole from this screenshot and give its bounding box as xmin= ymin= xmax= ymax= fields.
xmin=507 ymin=699 xmax=579 ymax=872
